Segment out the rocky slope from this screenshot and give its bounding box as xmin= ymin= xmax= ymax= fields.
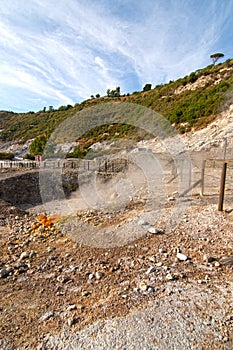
xmin=137 ymin=103 xmax=233 ymax=156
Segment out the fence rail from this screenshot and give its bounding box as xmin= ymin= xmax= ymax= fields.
xmin=0 ymin=160 xmax=39 ymax=169
xmin=0 ymin=158 xmax=129 ymax=172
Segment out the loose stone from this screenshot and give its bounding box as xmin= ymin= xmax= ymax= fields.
xmin=19 ymin=251 xmax=30 ymax=261
xmin=66 ymin=304 xmax=77 ymax=311
xmin=47 ymin=246 xmax=56 ymax=253
xmin=138 ymin=282 xmax=148 ymax=292
xmin=159 ymin=248 xmax=167 ymax=253
xmin=95 ymin=271 xmax=103 ymax=280
xmin=0 ymin=267 xmax=12 ymax=278
xmin=177 ymin=252 xmax=188 ymax=261
xmin=67 ymin=317 xmax=76 ymax=327
xmin=88 ymin=273 xmax=95 ymax=280
xmin=146 ymin=266 xmax=156 ymax=274
xmin=203 ymin=255 xmax=216 ymax=263
xmin=138 ymin=220 xmax=150 ymax=226
xmin=82 ymin=290 xmax=90 ymax=297
xmin=147 ymin=286 xmax=155 ymax=293
xmin=147 ymin=227 xmax=164 ymax=235
xmin=166 ymin=273 xmax=176 ymax=281
xmin=39 ymin=311 xmax=54 ymax=323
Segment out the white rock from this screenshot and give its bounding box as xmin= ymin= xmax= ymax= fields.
xmin=66 ymin=304 xmax=77 ymax=311
xmin=146 ymin=266 xmax=156 ymax=274
xmin=138 ymin=282 xmax=148 ymax=292
xmin=39 ymin=311 xmax=54 ymax=323
xmin=88 ymin=273 xmax=95 ymax=280
xmin=159 ymin=248 xmax=166 ymax=253
xmin=95 ymin=271 xmax=103 ymax=280
xmin=19 ymin=251 xmax=30 ymax=261
xmin=47 ymin=246 xmax=56 ymax=253
xmin=148 ymin=256 xmax=156 ymax=263
xmin=198 ymin=279 xmax=205 ymax=284
xmin=177 ymin=252 xmax=188 ymax=261
xmin=166 ymin=273 xmax=175 ymax=280
xmin=67 ymin=317 xmax=76 ymax=326
xmin=138 ymin=220 xmax=150 ymax=226
xmin=147 ymin=227 xmax=162 ymax=234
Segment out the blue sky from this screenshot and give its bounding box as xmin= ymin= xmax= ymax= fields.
xmin=0 ymin=0 xmax=232 ymax=112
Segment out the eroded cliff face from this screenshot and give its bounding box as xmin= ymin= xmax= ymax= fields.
xmin=0 ymin=171 xmax=41 ymax=206
xmin=0 ymin=171 xmax=41 ymax=207
xmin=0 ymin=169 xmax=80 ymax=208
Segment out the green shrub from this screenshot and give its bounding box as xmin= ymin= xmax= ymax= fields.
xmin=29 ymin=135 xmax=47 ymax=156
xmin=188 ymin=72 xmax=198 ymax=83
xmin=23 ymin=153 xmax=35 ymax=160
xmin=66 ymin=147 xmax=88 ymax=159
xmin=0 ymin=152 xmax=14 ymax=160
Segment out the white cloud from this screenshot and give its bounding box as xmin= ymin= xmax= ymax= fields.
xmin=0 ymin=0 xmax=232 ymax=111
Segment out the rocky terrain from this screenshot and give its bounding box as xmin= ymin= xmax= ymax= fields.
xmin=0 ymin=103 xmax=233 ymax=349
xmin=0 ymin=184 xmax=233 ymax=349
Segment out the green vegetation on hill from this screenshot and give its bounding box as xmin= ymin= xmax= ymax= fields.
xmin=127 ymin=60 xmax=233 ymax=133
xmin=0 ymin=59 xmax=233 ymax=157
xmin=29 ymin=135 xmax=47 ymax=156
xmin=0 ymin=152 xmax=14 ymax=160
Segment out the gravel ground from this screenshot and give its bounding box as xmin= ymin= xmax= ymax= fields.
xmin=1 ymin=196 xmax=233 ymax=350
xmin=42 ymin=281 xmax=233 ymax=350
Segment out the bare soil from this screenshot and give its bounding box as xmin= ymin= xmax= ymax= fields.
xmin=0 ymin=192 xmax=233 ymax=349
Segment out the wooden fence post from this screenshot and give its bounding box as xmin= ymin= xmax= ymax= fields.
xmin=200 ymin=160 xmax=206 ymax=196
xmin=218 ymin=162 xmax=227 ymax=211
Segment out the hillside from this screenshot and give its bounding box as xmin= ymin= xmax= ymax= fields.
xmin=0 ymin=59 xmax=233 ymax=154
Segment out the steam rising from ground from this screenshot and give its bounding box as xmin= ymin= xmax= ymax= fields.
xmin=39 ymin=102 xmax=192 ymax=247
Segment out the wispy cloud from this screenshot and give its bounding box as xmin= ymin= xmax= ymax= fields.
xmin=0 ymin=0 xmax=232 ymax=111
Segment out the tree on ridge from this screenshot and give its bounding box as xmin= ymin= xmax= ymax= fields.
xmin=210 ymin=52 xmax=224 ymax=65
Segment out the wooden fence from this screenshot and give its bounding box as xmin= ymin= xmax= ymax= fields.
xmin=201 ymin=159 xmax=233 ymax=211
xmin=2 ymin=156 xmax=232 ymax=211
xmin=0 ymin=160 xmax=39 ymax=169
xmin=0 ymin=157 xmax=129 ymax=172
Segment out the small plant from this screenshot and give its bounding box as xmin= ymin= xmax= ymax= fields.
xmin=23 ymin=153 xmax=35 ymax=160
xmin=0 ymin=152 xmax=14 ymax=160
